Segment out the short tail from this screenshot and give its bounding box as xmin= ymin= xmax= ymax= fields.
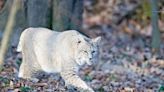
xmin=17 ymin=40 xmax=22 ymax=52
xmin=17 ymin=28 xmax=29 ymax=52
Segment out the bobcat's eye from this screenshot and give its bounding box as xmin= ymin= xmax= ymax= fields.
xmin=78 ymin=41 xmax=81 ymax=43
xmin=84 ymin=51 xmax=87 ymax=53
xmin=92 ymin=51 xmax=95 ymax=54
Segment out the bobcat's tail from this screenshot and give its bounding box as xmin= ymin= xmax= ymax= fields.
xmin=17 ymin=28 xmax=30 ymax=52
xmin=17 ymin=40 xmax=22 ymax=52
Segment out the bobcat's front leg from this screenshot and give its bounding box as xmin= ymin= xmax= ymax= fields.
xmin=61 ymin=71 xmax=94 ymax=92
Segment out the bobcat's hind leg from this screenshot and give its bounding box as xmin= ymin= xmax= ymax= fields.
xmin=18 ymin=61 xmax=33 ymax=79
xmin=18 ymin=55 xmax=40 ymax=79
xmin=18 ymin=61 xmax=40 ymax=82
xmin=18 ymin=45 xmax=41 ymax=80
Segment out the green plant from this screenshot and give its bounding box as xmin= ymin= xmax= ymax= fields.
xmin=158 ymin=85 xmax=164 ymax=92
xmin=0 ymin=76 xmax=10 ymax=87
xmin=20 ymin=86 xmax=32 ymax=92
xmin=98 ymin=87 xmax=104 ymax=92
xmin=84 ymin=74 xmax=92 ymax=82
xmin=16 ymin=59 xmax=22 ymax=67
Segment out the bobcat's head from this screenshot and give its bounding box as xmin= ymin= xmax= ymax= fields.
xmin=67 ymin=31 xmax=101 ymax=66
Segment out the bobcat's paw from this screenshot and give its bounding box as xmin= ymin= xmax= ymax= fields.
xmin=86 ymin=88 xmax=94 ymax=92
xmin=28 ymin=78 xmax=39 ymax=83
xmin=80 ymin=87 xmax=94 ymax=92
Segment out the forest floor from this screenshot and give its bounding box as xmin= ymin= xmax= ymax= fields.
xmin=0 ymin=26 xmax=163 ymax=92
xmin=0 ymin=0 xmax=164 ymax=92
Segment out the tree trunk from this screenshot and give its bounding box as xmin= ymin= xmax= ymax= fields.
xmin=52 ymin=0 xmax=83 ymax=31
xmin=0 ymin=0 xmax=21 ymax=68
xmin=0 ymin=0 xmax=25 ymax=38
xmin=150 ymin=0 xmax=160 ymax=53
xmin=26 ymin=0 xmax=52 ymax=28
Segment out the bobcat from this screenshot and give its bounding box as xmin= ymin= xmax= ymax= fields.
xmin=17 ymin=27 xmax=101 ymax=92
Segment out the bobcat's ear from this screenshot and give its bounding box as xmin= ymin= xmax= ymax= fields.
xmin=92 ymin=36 xmax=101 ymax=45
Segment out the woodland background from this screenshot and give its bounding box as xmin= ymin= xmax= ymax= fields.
xmin=0 ymin=0 xmax=163 ymax=92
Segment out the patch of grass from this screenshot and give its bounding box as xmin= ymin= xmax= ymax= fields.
xmin=20 ymin=86 xmax=32 ymax=92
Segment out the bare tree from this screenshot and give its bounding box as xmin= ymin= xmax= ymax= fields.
xmin=0 ymin=0 xmax=21 ymax=68
xmin=150 ymin=0 xmax=160 ymax=53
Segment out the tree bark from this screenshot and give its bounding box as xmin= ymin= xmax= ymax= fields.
xmin=0 ymin=0 xmax=21 ymax=68
xmin=52 ymin=0 xmax=83 ymax=31
xmin=26 ymin=0 xmax=52 ymax=28
xmin=0 ymin=0 xmax=26 ymax=46
xmin=150 ymin=0 xmax=160 ymax=53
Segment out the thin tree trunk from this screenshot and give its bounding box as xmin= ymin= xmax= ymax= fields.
xmin=0 ymin=0 xmax=26 ymax=46
xmin=150 ymin=0 xmax=160 ymax=53
xmin=0 ymin=0 xmax=21 ymax=68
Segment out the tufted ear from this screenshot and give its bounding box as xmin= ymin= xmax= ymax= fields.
xmin=92 ymin=36 xmax=101 ymax=45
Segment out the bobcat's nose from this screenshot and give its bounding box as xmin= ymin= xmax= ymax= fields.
xmin=89 ymin=53 xmax=92 ymax=61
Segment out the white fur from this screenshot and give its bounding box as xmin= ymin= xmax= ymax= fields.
xmin=17 ymin=27 xmax=101 ymax=92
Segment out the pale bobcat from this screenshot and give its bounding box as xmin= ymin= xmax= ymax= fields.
xmin=17 ymin=27 xmax=101 ymax=92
